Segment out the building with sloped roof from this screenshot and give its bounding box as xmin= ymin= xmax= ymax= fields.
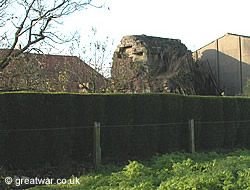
xmin=193 ymin=33 xmax=250 ymax=96
xmin=0 ymin=49 xmax=106 ymax=93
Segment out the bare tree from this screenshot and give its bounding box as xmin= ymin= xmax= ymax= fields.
xmin=0 ymin=0 xmax=103 ymax=70
xmin=68 ymin=27 xmax=114 ymax=92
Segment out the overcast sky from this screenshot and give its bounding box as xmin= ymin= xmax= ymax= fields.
xmin=62 ymin=0 xmax=250 ymax=53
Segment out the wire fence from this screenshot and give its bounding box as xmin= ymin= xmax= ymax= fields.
xmin=1 ymin=119 xmax=249 ymax=132
xmin=1 ymin=119 xmax=250 ymax=168
xmin=196 ymin=120 xmax=250 ymax=124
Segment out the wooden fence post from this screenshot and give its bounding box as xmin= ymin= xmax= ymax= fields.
xmin=94 ymin=121 xmax=101 ymax=169
xmin=189 ymin=119 xmax=195 ymax=153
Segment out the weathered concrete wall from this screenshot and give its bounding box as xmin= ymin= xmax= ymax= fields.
xmin=193 ymin=33 xmax=250 ymax=96
xmin=112 ymin=35 xmax=193 ymax=93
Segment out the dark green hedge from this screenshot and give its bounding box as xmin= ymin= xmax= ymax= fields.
xmin=0 ymin=92 xmax=250 ymax=169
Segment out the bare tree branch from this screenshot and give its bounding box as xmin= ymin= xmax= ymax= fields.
xmin=0 ymin=0 xmax=103 ymax=70
xmin=0 ymin=0 xmax=9 ymax=7
xmin=0 ymin=0 xmax=10 ymax=27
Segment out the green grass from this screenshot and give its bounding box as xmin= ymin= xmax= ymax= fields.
xmin=27 ymin=150 xmax=250 ymax=190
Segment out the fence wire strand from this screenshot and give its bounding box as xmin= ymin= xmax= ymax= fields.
xmin=0 ymin=125 xmax=93 ymax=133
xmin=101 ymin=122 xmax=188 ymax=128
xmin=196 ymin=120 xmax=250 ymax=124
xmin=0 ymin=119 xmax=249 ymax=133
